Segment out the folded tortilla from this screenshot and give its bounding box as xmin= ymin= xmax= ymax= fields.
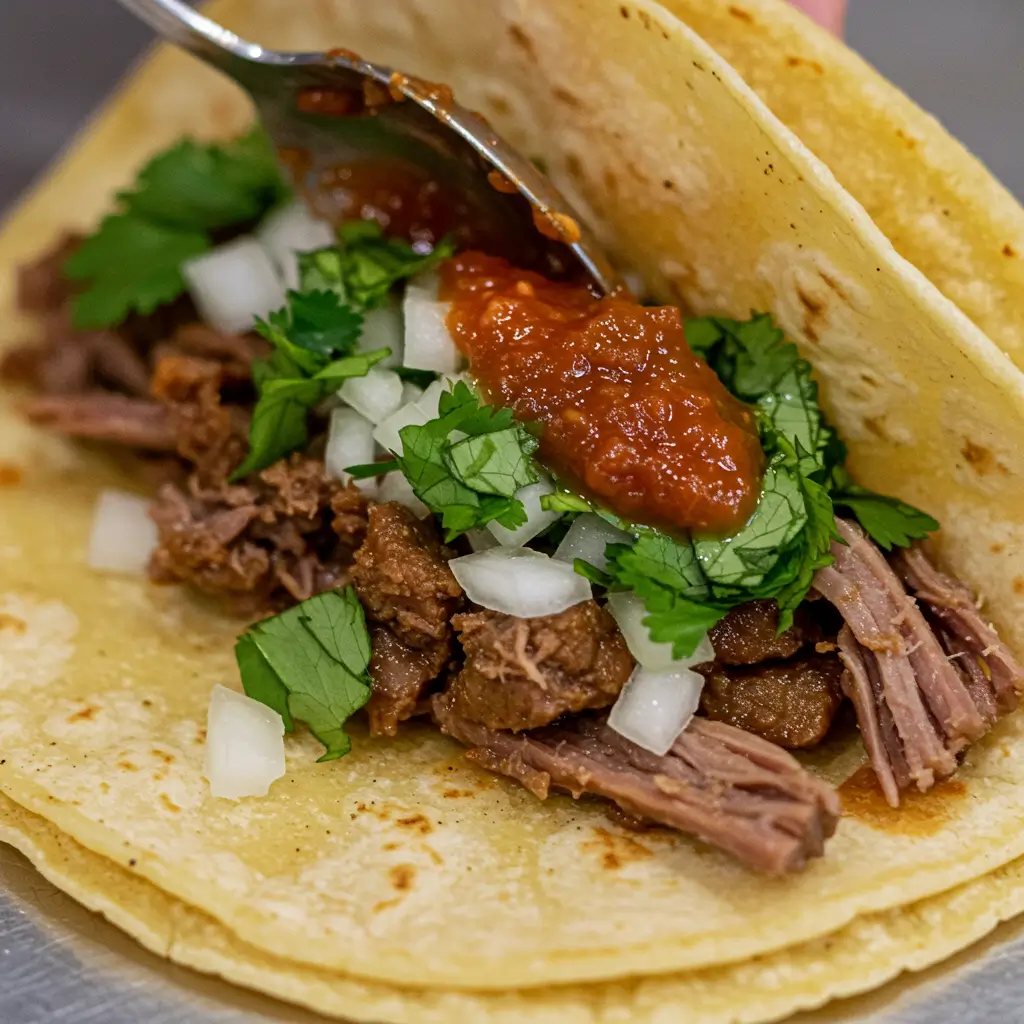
xmin=659 ymin=0 xmax=1024 ymax=367
xmin=6 ymin=787 xmax=1024 ymax=1023
xmin=3 ymin=0 xmax=1024 ymax=1008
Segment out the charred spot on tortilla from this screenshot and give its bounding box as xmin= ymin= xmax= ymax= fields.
xmin=388 ymin=864 xmax=416 ymax=891
xmin=786 ymin=55 xmax=825 ymax=75
xmin=507 ymin=23 xmax=536 ymax=59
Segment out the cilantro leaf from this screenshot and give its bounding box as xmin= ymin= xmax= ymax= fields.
xmin=444 ymin=428 xmax=538 ymax=496
xmin=345 ymin=460 xmax=399 ymax=479
xmin=831 ymin=467 xmax=939 ymax=551
xmin=232 ymin=289 xmax=383 ymax=480
xmin=231 ymin=391 xmax=311 ymax=480
xmin=287 ymin=290 xmax=364 ymax=356
xmin=66 ymin=126 xmax=290 ymax=328
xmin=299 ymin=221 xmax=456 ymax=312
xmin=694 ymin=465 xmax=807 ymax=590
xmin=541 ymin=490 xmax=595 ymax=514
xmin=64 ymin=216 xmax=209 ymax=328
xmin=391 ymin=382 xmax=537 ymax=540
xmin=120 ymin=128 xmax=289 ymax=230
xmin=238 ymin=588 xmax=373 ymax=761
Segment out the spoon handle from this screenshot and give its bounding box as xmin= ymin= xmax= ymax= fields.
xmin=114 ymin=0 xmax=263 ymax=69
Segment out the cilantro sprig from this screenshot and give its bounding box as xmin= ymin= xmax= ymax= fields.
xmin=65 ymin=128 xmax=290 ymax=328
xmin=574 ymin=313 xmax=937 ymax=658
xmin=236 ymin=587 xmax=372 ymax=761
xmin=299 ymin=221 xmax=455 ymax=311
xmin=232 ymin=289 xmax=385 ymax=479
xmin=386 ymin=381 xmax=540 ymax=541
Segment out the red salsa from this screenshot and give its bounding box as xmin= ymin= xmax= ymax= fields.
xmin=442 ymin=254 xmax=764 ymax=535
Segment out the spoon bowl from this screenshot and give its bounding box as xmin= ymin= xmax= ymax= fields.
xmin=116 ymin=0 xmax=623 ymax=292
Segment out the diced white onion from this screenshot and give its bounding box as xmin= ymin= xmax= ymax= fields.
xmin=183 ymin=237 xmax=287 ymax=334
xmin=379 ymin=471 xmax=429 ymax=518
xmin=487 ymin=478 xmax=561 ymax=547
xmin=403 ymin=271 xmax=461 ymax=374
xmin=449 ymin=547 xmax=591 ymax=618
xmin=606 ymin=591 xmax=714 ymax=670
xmin=401 ymin=381 xmax=425 ymax=405
xmin=465 ymin=528 xmax=500 ymax=552
xmin=415 ymin=378 xmax=447 ymax=418
xmin=338 ymin=367 xmax=404 ymax=425
xmin=372 ymin=400 xmax=429 ymax=456
xmin=87 ymin=489 xmax=158 ymax=575
xmin=256 ymin=200 xmax=335 ymax=290
xmin=553 ymin=513 xmax=632 ymax=571
xmin=325 ymin=407 xmax=377 ymax=495
xmin=203 ymin=684 xmax=285 ymax=800
xmin=358 ymin=302 xmax=404 ymax=369
xmin=608 ymin=666 xmax=705 ymax=756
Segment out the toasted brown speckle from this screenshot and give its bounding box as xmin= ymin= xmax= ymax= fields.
xmin=507 ymin=24 xmax=534 ymax=58
xmin=728 ymin=5 xmax=753 ymax=22
xmin=396 ymin=813 xmax=433 ymax=835
xmin=0 ymin=464 xmax=21 ymax=486
xmin=1003 ymin=244 xmax=1018 ymax=258
xmin=786 ymin=56 xmax=825 ymax=74
xmin=0 ymin=614 xmax=27 ymax=634
xmin=68 ymin=705 xmax=99 ymax=724
xmin=389 ymin=864 xmax=416 ymax=891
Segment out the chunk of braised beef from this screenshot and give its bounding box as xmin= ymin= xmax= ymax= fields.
xmin=351 ymin=502 xmax=462 ymax=649
xmin=708 ymin=599 xmax=822 ymax=665
xmin=352 ymin=502 xmax=463 ymax=736
xmin=366 ymin=628 xmax=452 ymax=737
xmin=445 ymin=603 xmax=634 ymax=732
xmin=433 ymin=697 xmax=841 ymax=875
xmin=149 ymin=454 xmax=368 ymax=615
xmin=699 ymin=654 xmax=844 ymax=749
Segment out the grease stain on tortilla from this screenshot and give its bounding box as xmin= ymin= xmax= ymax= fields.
xmin=838 ymin=765 xmax=967 ymax=836
xmin=584 ymin=827 xmax=654 ymax=871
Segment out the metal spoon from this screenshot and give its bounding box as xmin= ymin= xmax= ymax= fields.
xmin=116 ymin=0 xmax=623 ymax=294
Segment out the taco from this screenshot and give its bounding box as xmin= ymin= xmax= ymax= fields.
xmin=2 ymin=0 xmax=1024 ymax=1017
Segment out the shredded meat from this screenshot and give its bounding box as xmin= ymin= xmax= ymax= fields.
xmin=352 ymin=503 xmax=463 ymax=736
xmin=433 ymin=696 xmax=841 ymax=874
xmin=813 ymin=519 xmax=1015 ymax=806
xmin=149 ymin=457 xmax=368 ymax=614
xmin=699 ymin=654 xmax=844 ymax=749
xmin=445 ymin=603 xmax=634 ymax=732
xmin=893 ymin=547 xmax=1024 ymax=714
xmin=22 ymin=392 xmax=176 ymax=450
xmin=709 ymin=600 xmax=821 ymax=665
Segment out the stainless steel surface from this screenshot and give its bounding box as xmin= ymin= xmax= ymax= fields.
xmin=3 ymin=1 xmax=1024 ymax=1021
xmin=116 ymin=0 xmax=623 ymax=295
